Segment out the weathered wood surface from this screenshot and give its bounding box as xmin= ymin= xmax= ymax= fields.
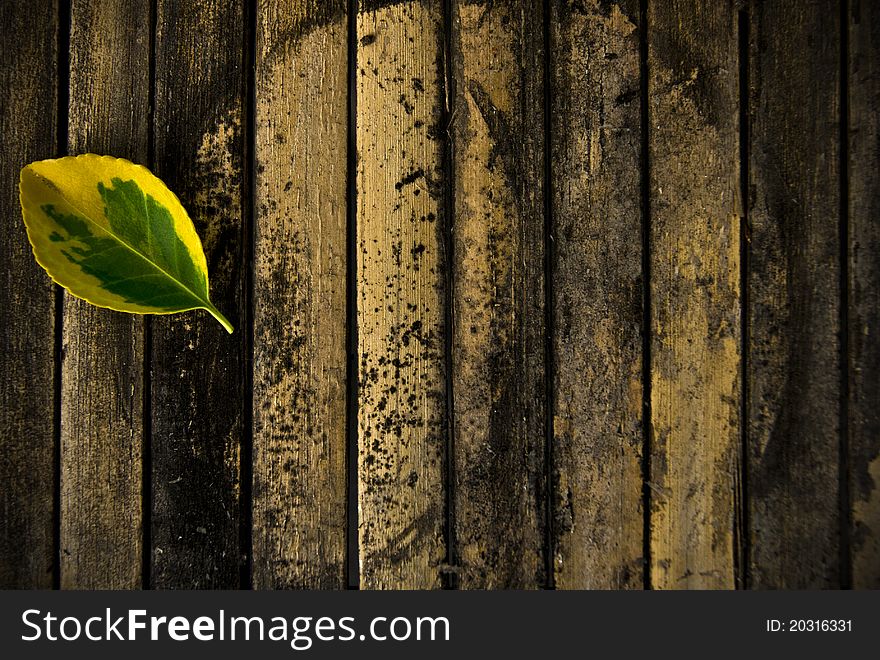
xmin=747 ymin=0 xmax=842 ymax=589
xmin=0 ymin=0 xmax=58 ymax=588
xmin=549 ymin=0 xmax=644 ymax=589
xmin=648 ymin=0 xmax=741 ymax=589
xmin=253 ymin=0 xmax=349 ymax=589
xmin=356 ymin=0 xmax=448 ymax=589
xmin=450 ymin=0 xmax=546 ymax=589
xmin=151 ymin=0 xmax=248 ymax=588
xmin=60 ymin=0 xmax=149 ymax=590
xmin=847 ymin=0 xmax=880 ymax=589
xmin=0 ymin=0 xmax=876 ymax=591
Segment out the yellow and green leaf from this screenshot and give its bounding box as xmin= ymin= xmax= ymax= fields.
xmin=19 ymin=154 xmax=232 ymax=333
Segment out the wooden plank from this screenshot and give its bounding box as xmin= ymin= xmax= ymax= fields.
xmin=0 ymin=0 xmax=58 ymax=588
xmin=747 ymin=0 xmax=841 ymax=589
xmin=848 ymin=0 xmax=879 ymax=589
xmin=60 ymin=0 xmax=149 ymax=590
xmin=648 ymin=0 xmax=741 ymax=589
xmin=357 ymin=0 xmax=448 ymax=588
xmin=449 ymin=0 xmax=546 ymax=589
xmin=549 ymin=0 xmax=644 ymax=589
xmin=252 ymin=0 xmax=348 ymax=589
xmin=151 ymin=0 xmax=248 ymax=588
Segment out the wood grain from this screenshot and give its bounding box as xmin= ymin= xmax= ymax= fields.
xmin=357 ymin=0 xmax=448 ymax=589
xmin=747 ymin=0 xmax=841 ymax=589
xmin=151 ymin=0 xmax=248 ymax=588
xmin=253 ymin=0 xmax=348 ymax=589
xmin=60 ymin=0 xmax=149 ymax=590
xmin=0 ymin=0 xmax=869 ymax=592
xmin=648 ymin=0 xmax=741 ymax=589
xmin=549 ymin=0 xmax=644 ymax=589
xmin=0 ymin=0 xmax=58 ymax=588
xmin=450 ymin=0 xmax=546 ymax=589
xmin=847 ymin=0 xmax=879 ymax=589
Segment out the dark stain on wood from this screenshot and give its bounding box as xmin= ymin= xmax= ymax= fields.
xmin=356 ymin=0 xmax=448 ymax=589
xmin=252 ymin=0 xmax=349 ymax=589
xmin=549 ymin=0 xmax=644 ymax=589
xmin=847 ymin=0 xmax=879 ymax=589
xmin=648 ymin=0 xmax=741 ymax=589
xmin=747 ymin=0 xmax=842 ymax=589
xmin=0 ymin=0 xmax=875 ymax=591
xmin=0 ymin=0 xmax=58 ymax=589
xmin=450 ymin=0 xmax=547 ymax=589
xmin=150 ymin=0 xmax=248 ymax=589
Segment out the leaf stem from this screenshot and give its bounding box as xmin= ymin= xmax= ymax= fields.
xmin=204 ymin=304 xmax=234 ymax=334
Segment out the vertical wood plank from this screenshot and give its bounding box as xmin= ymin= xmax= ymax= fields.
xmin=748 ymin=0 xmax=841 ymax=589
xmin=151 ymin=0 xmax=248 ymax=588
xmin=549 ymin=0 xmax=645 ymax=589
xmin=60 ymin=0 xmax=149 ymax=589
xmin=848 ymin=0 xmax=880 ymax=590
xmin=253 ymin=0 xmax=349 ymax=589
xmin=357 ymin=0 xmax=448 ymax=588
xmin=450 ymin=0 xmax=546 ymax=589
xmin=0 ymin=0 xmax=58 ymax=588
xmin=648 ymin=0 xmax=741 ymax=589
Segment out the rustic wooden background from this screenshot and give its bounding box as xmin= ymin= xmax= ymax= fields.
xmin=0 ymin=0 xmax=877 ymax=590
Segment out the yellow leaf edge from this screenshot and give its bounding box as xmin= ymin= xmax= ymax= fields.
xmin=18 ymin=154 xmax=234 ymax=334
